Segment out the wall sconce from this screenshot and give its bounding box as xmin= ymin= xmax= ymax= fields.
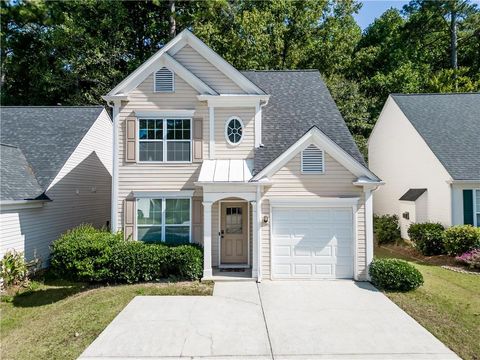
xmin=402 ymin=212 xmax=410 ymax=220
xmin=263 ymin=215 xmax=269 ymax=224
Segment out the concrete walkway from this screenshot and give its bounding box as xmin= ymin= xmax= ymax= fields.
xmin=80 ymin=281 xmax=458 ymax=359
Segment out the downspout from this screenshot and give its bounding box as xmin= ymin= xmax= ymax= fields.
xmin=106 ymin=100 xmax=120 ymax=232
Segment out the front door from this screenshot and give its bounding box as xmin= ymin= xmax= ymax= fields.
xmin=221 ymin=202 xmax=248 ymax=264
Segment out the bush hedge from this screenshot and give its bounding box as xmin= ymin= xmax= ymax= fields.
xmin=373 ymin=214 xmax=401 ymax=244
xmin=407 ymin=222 xmax=445 ymax=256
xmin=50 ymin=225 xmax=203 ymax=283
xmin=369 ymin=258 xmax=423 ymax=291
xmin=443 ymin=225 xmax=480 ymax=256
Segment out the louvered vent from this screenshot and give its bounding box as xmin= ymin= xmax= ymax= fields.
xmin=301 ymin=144 xmax=324 ymax=173
xmin=154 ymin=67 xmax=174 ymax=92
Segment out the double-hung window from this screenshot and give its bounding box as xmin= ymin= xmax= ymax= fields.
xmin=139 ymin=118 xmax=191 ymax=162
xmin=475 ymin=189 xmax=480 ymax=227
xmin=137 ymin=198 xmax=191 ymax=244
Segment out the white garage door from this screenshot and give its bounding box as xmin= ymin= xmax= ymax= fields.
xmin=272 ymin=207 xmax=354 ymax=279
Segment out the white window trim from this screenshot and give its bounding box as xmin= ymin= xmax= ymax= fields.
xmin=474 ymin=189 xmax=480 ymax=227
xmin=225 ymin=116 xmax=245 ymax=146
xmin=300 ymin=145 xmax=325 ymax=175
xmin=153 ymin=67 xmax=175 ymax=93
xmin=136 ymin=197 xmax=192 ymax=243
xmin=137 ymin=117 xmax=192 ymax=164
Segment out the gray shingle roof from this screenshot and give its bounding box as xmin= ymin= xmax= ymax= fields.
xmin=0 ymin=144 xmax=45 ymax=200
xmin=399 ymin=188 xmax=427 ymax=201
xmin=0 ymin=106 xmax=105 ymax=199
xmin=391 ymin=93 xmax=480 ymax=181
xmin=241 ymin=70 xmax=365 ymax=175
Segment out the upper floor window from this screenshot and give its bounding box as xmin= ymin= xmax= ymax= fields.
xmin=301 ymin=144 xmax=324 ymax=174
xmin=139 ymin=119 xmax=191 ymax=162
xmin=154 ymin=67 xmax=174 ymax=92
xmin=225 ymin=117 xmax=244 ymax=146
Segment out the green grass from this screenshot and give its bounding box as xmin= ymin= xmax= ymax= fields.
xmin=0 ymin=278 xmax=213 ymax=360
xmin=375 ymin=245 xmax=480 ymax=360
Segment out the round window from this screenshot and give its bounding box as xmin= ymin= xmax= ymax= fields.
xmin=225 ymin=117 xmax=244 ymax=145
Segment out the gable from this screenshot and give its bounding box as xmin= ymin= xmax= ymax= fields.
xmin=172 ymin=45 xmax=244 ymax=94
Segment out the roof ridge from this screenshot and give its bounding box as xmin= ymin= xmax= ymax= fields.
xmin=391 ymin=92 xmax=480 ymax=96
xmin=241 ymin=69 xmax=319 ymax=73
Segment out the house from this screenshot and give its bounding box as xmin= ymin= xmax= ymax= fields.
xmin=103 ymin=29 xmax=382 ymax=281
xmin=368 ymin=93 xmax=480 ymax=239
xmin=0 ymin=106 xmax=112 ymax=264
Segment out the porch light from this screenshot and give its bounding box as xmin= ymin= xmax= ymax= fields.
xmin=263 ymin=215 xmax=269 ymax=224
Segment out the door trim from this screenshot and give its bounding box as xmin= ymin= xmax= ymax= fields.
xmin=218 ymin=200 xmax=250 ymax=267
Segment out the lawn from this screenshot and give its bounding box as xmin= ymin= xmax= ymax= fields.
xmin=0 ymin=278 xmax=213 ymax=360
xmin=375 ymin=245 xmax=480 ymax=360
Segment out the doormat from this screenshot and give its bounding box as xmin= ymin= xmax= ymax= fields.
xmin=219 ymin=268 xmax=245 ymax=272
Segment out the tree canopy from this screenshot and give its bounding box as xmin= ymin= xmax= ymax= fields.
xmin=1 ymin=0 xmax=479 ymax=153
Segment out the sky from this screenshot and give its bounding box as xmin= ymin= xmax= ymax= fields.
xmin=354 ymin=0 xmax=410 ymax=30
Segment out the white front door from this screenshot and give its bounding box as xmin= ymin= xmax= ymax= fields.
xmin=272 ymin=207 xmax=354 ymax=279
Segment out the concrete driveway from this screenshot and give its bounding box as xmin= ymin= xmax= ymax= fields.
xmin=80 ymin=281 xmax=458 ymax=359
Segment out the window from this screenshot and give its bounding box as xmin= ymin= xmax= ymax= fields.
xmin=476 ymin=189 xmax=480 ymax=227
xmin=139 ymin=119 xmax=191 ymax=162
xmin=137 ymin=198 xmax=190 ymax=244
xmin=301 ymin=144 xmax=324 ymax=174
xmin=154 ymin=67 xmax=174 ymax=92
xmin=225 ymin=117 xmax=244 ymax=145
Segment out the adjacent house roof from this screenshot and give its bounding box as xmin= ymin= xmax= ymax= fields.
xmin=0 ymin=106 xmax=106 ymax=200
xmin=391 ymin=93 xmax=480 ymax=181
xmin=241 ymin=70 xmax=366 ymax=175
xmin=0 ymin=144 xmax=45 ymax=201
xmin=399 ymin=188 xmax=427 ymax=201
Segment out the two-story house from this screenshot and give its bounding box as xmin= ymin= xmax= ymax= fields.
xmin=103 ymin=30 xmax=382 ymax=281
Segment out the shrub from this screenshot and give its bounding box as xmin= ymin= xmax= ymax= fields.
xmin=369 ymin=258 xmax=423 ymax=291
xmin=455 ymin=249 xmax=480 ymax=269
xmin=0 ymin=250 xmax=28 ymax=287
xmin=50 ymin=225 xmax=203 ymax=283
xmin=407 ymin=222 xmax=445 ymax=256
xmin=443 ymin=225 xmax=480 ymax=256
xmin=373 ymin=214 xmax=401 ymax=244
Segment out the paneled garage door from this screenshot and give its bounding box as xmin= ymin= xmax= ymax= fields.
xmin=272 ymin=207 xmax=354 ymax=279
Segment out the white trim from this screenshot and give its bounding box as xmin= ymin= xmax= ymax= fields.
xmin=254 ymin=102 xmax=262 ymax=148
xmin=353 ymin=204 xmax=359 ymax=281
xmin=252 ymin=127 xmax=378 ymax=181
xmin=153 ymin=66 xmax=175 ymax=93
xmin=364 ymin=189 xmax=374 ymax=279
xmin=209 ymin=106 xmax=215 ymax=159
xmin=268 ymin=197 xmax=360 ymax=207
xmin=135 ymin=110 xmax=195 ymax=118
xmin=197 ymin=95 xmax=270 ymax=107
xmin=133 ymin=190 xmax=194 ymax=198
xmin=106 ymin=29 xmax=262 ymax=97
xmin=218 ymin=200 xmax=250 ymax=268
xmin=202 ymin=201 xmax=213 ymax=278
xmin=136 ymin=117 xmax=192 ymax=164
xmin=202 ymin=190 xmax=257 ymax=203
xmin=474 ymin=189 xmax=480 ymax=227
xmin=256 ymin=185 xmax=262 ymax=282
xmin=224 ymin=116 xmax=245 ymax=146
xmin=0 ymin=200 xmax=47 ymax=210
xmin=110 ymin=100 xmax=121 ymax=231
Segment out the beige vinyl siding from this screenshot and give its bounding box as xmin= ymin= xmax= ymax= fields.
xmin=215 ymin=107 xmax=255 ymax=159
xmin=116 ymin=75 xmax=207 ymax=227
xmin=261 ymin=152 xmax=368 ymax=280
xmin=0 ymin=115 xmax=112 ymax=262
xmin=171 ymin=45 xmax=244 ymax=94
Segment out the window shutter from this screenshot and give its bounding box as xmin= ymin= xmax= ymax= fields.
xmin=191 ymin=198 xmax=203 ymax=244
xmin=125 ymin=117 xmax=137 ymax=163
xmin=124 ymin=198 xmax=136 ymax=240
xmin=301 ymin=144 xmax=324 ymax=173
xmin=463 ymin=190 xmax=474 ymax=225
xmin=193 ymin=117 xmax=203 ymax=162
xmin=154 ymin=67 xmax=174 ymax=92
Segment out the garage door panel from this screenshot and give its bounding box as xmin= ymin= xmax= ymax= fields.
xmin=272 ymin=207 xmax=354 ymax=279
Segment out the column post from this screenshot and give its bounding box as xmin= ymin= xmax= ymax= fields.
xmin=202 ymin=201 xmax=213 ymax=278
xmin=364 ymin=189 xmax=374 ymax=277
xmin=251 ymin=200 xmax=258 ymax=279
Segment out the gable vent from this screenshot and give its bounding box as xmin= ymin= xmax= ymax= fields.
xmin=301 ymin=144 xmax=324 ymax=174
xmin=154 ymin=67 xmax=174 ymax=92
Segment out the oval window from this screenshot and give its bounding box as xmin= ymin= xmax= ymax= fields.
xmin=225 ymin=117 xmax=244 ymax=145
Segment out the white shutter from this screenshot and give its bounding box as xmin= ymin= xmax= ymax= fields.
xmin=301 ymin=144 xmax=324 ymax=173
xmin=154 ymin=67 xmax=174 ymax=92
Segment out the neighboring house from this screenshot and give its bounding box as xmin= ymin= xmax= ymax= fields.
xmin=368 ymin=93 xmax=480 ymax=239
xmin=103 ymin=29 xmax=382 ymax=281
xmin=0 ymin=107 xmax=112 ymax=264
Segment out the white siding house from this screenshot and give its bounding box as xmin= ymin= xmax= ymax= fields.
xmin=0 ymin=107 xmax=112 ymax=264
